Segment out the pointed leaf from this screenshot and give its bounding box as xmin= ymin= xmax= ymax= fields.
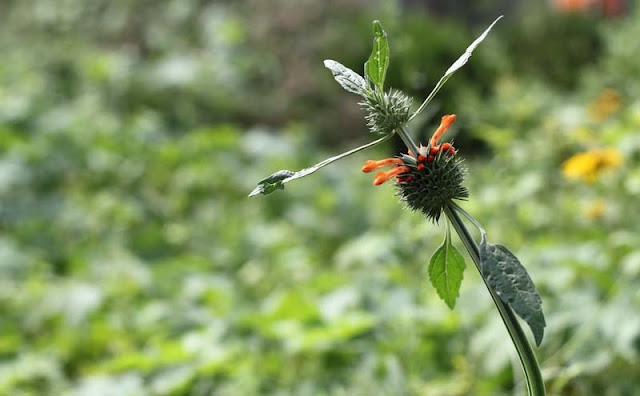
xmin=443 ymin=16 xmax=502 ymax=78
xmin=324 ymin=59 xmax=367 ymax=96
xmin=249 ymin=133 xmax=394 ymax=197
xmin=364 ymin=20 xmax=389 ymax=89
xmin=428 ymin=231 xmax=466 ymax=309
xmin=248 ymin=170 xmax=294 ymax=197
xmin=410 ymin=16 xmax=502 ymax=121
xmin=479 ymin=235 xmax=546 ymax=346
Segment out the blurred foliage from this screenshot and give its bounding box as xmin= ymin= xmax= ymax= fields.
xmin=1 ymin=0 xmax=640 ymax=395
xmin=499 ymin=4 xmax=603 ymax=90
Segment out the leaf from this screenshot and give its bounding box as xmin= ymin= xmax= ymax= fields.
xmin=323 ymin=59 xmax=367 ymax=96
xmin=248 ymin=170 xmax=294 ymax=197
xmin=479 ymin=235 xmax=546 ymax=346
xmin=249 ymin=133 xmax=394 ymax=197
xmin=443 ymin=16 xmax=502 ymax=78
xmin=428 ymin=227 xmax=466 ymax=309
xmin=364 ymin=20 xmax=389 ymax=90
xmin=410 ymin=16 xmax=502 ymax=122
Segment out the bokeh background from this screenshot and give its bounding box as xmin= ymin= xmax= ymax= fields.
xmin=1 ymin=0 xmax=639 ymax=395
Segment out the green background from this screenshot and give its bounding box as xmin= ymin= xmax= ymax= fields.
xmin=1 ymin=1 xmax=639 ymax=395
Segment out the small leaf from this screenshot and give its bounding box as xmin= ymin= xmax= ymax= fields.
xmin=410 ymin=16 xmax=502 ymax=121
xmin=249 ymin=133 xmax=394 ymax=197
xmin=323 ymin=60 xmax=367 ymax=96
xmin=479 ymin=235 xmax=546 ymax=346
xmin=364 ymin=20 xmax=389 ymax=90
xmin=428 ymin=228 xmax=466 ymax=309
xmin=443 ymin=16 xmax=502 ymax=78
xmin=248 ymin=170 xmax=294 ymax=197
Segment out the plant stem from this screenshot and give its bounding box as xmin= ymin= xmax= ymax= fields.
xmin=444 ymin=204 xmax=546 ymax=396
xmin=397 ymin=125 xmax=420 ymax=157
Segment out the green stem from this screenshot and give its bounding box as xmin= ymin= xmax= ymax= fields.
xmin=397 ymin=125 xmax=420 ymax=157
xmin=444 ymin=204 xmax=545 ymax=396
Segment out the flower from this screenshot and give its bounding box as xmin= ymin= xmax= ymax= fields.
xmin=583 ymin=200 xmax=607 ymax=219
xmin=562 ymin=148 xmax=623 ymax=183
xmin=553 ymin=0 xmax=592 ymax=13
xmin=362 ymin=115 xmax=468 ymax=221
xmin=588 ymin=88 xmax=622 ymax=121
xmin=250 ymin=18 xmax=501 ymax=199
xmin=361 ymin=89 xmax=412 ymax=135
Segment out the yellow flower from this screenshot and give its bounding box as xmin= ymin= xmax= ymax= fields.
xmin=583 ymin=200 xmax=606 ymax=220
xmin=562 ymin=148 xmax=623 ymax=183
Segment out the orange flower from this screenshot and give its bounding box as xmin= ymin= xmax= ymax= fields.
xmin=361 ymin=158 xmax=404 ymax=173
xmin=553 ymin=0 xmax=592 ymax=12
xmin=430 ymin=115 xmax=457 ymax=149
xmin=362 ymin=114 xmax=457 ymax=186
xmin=588 ymin=89 xmax=621 ymax=121
xmin=373 ymin=166 xmax=411 ymax=185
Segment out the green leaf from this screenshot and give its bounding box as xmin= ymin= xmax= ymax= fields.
xmin=364 ymin=20 xmax=389 ymax=90
xmin=248 ymin=170 xmax=294 ymax=197
xmin=428 ymin=226 xmax=466 ymax=309
xmin=249 ymin=133 xmax=394 ymax=197
xmin=323 ymin=59 xmax=367 ymax=96
xmin=410 ymin=16 xmax=502 ymax=122
xmin=442 ymin=16 xmax=502 ymax=79
xmin=479 ymin=235 xmax=546 ymax=346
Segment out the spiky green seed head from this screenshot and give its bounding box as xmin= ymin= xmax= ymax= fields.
xmin=361 ymin=89 xmax=411 ymax=135
xmin=396 ymin=152 xmax=469 ymax=222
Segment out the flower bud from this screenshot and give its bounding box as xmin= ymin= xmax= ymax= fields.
xmin=361 ymin=89 xmax=411 ymax=135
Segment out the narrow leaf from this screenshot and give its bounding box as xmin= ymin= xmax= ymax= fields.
xmin=249 ymin=133 xmax=394 ymax=197
xmin=410 ymin=16 xmax=502 ymax=121
xmin=248 ymin=170 xmax=294 ymax=197
xmin=443 ymin=16 xmax=502 ymax=78
xmin=479 ymin=235 xmax=546 ymax=346
xmin=364 ymin=20 xmax=389 ymax=90
xmin=428 ymin=229 xmax=466 ymax=309
xmin=324 ymin=59 xmax=367 ymax=96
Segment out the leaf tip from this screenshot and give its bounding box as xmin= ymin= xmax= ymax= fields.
xmin=323 ymin=59 xmax=336 ymax=70
xmin=249 ymin=170 xmax=294 ymax=197
xmin=372 ymin=20 xmax=386 ymax=36
xmin=532 ymin=313 xmax=546 ymax=346
xmin=531 ymin=319 xmax=545 ymax=347
xmin=483 ymin=16 xmax=503 ymax=32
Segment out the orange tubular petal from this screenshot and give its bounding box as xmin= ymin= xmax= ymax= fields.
xmin=373 ymin=166 xmax=411 ymax=185
xmin=440 ymin=143 xmax=452 ymax=152
xmin=429 ymin=114 xmax=457 ymax=147
xmin=362 ymin=158 xmax=404 ymax=173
